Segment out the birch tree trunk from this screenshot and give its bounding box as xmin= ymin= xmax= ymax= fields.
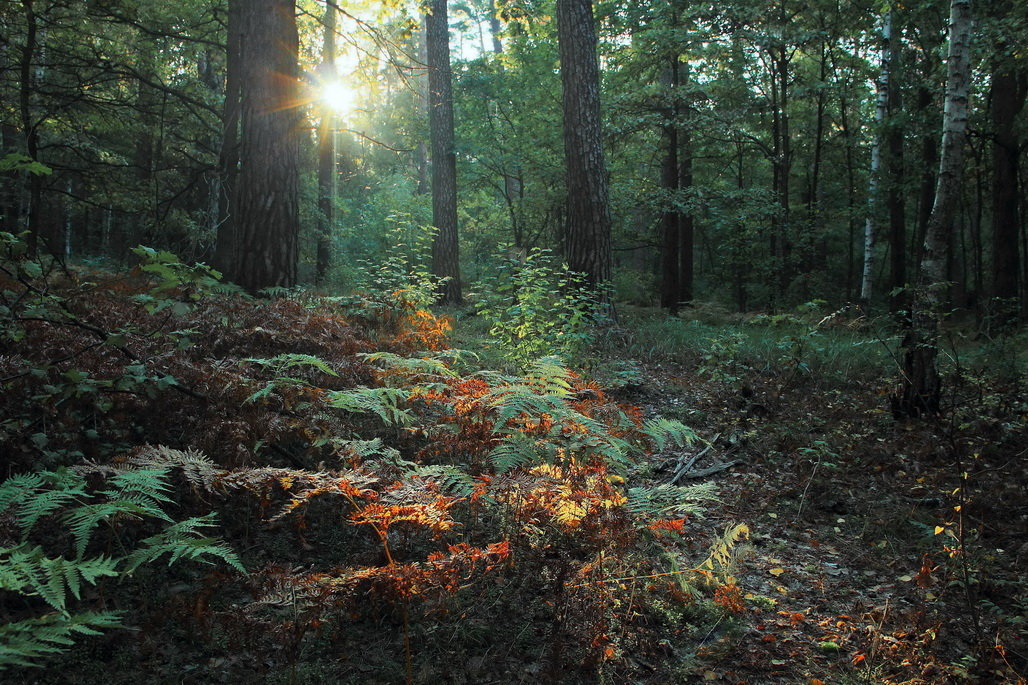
xmin=860 ymin=10 xmax=893 ymax=304
xmin=895 ymin=0 xmax=972 ymax=418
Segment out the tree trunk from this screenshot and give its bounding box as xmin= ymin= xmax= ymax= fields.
xmin=227 ymin=0 xmax=301 ymax=293
xmin=660 ymin=47 xmax=680 ymax=313
xmin=895 ymin=0 xmax=972 ymax=419
xmin=556 ymin=0 xmax=612 ymax=292
xmin=860 ymin=10 xmax=894 ymax=304
xmin=315 ymin=0 xmax=338 ymax=286
xmin=990 ymin=55 xmax=1027 ymax=324
xmin=214 ymin=0 xmax=242 ymax=275
xmin=885 ymin=19 xmax=906 ymax=313
xmin=427 ymin=0 xmax=462 ymax=304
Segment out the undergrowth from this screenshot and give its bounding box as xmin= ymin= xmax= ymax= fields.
xmin=0 ymin=236 xmax=746 ymax=682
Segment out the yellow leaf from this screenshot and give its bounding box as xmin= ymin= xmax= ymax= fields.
xmin=769 ymin=567 xmax=786 ymax=577
xmin=898 ymin=574 xmax=913 ymax=582
xmin=934 ymin=526 xmax=945 ymax=535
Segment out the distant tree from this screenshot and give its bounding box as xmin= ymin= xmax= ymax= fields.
xmin=427 ymin=0 xmax=462 ymax=304
xmin=315 ymin=0 xmax=338 ymax=286
xmin=226 ymin=0 xmax=301 ymax=293
xmin=989 ymin=0 xmax=1027 ymax=324
xmin=556 ymin=0 xmax=611 ymax=292
xmin=895 ymin=0 xmax=972 ymax=418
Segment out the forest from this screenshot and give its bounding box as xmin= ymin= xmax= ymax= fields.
xmin=1 ymin=0 xmax=1026 ymax=682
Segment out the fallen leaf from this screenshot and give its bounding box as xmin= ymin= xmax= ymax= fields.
xmin=769 ymin=567 xmax=786 ymax=577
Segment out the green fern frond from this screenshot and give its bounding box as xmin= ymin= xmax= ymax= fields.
xmin=325 ymin=386 xmax=412 ymax=426
xmin=0 ymin=611 xmax=123 ymax=670
xmin=119 ymin=446 xmax=221 ymax=492
xmin=482 ymin=385 xmax=569 ymax=431
xmin=15 ymin=487 xmax=87 ymax=539
xmin=522 ymin=357 xmax=575 ymax=396
xmin=360 ymin=351 xmax=457 ymax=379
xmin=0 ymin=473 xmax=46 ymax=516
xmin=122 ymin=513 xmax=245 ymax=574
xmin=414 ymin=466 xmax=478 ymax=498
xmin=0 ymin=545 xmax=120 ymax=612
xmin=244 ymin=353 xmax=338 ymax=377
xmin=641 ymin=418 xmax=700 ymax=451
xmin=487 ymin=434 xmax=549 ymax=474
xmin=626 ymin=482 xmax=719 ymax=518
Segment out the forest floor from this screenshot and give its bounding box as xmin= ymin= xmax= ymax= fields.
xmin=555 ymin=305 xmax=1028 ymax=684
xmin=1 ymin=255 xmax=1025 ymax=684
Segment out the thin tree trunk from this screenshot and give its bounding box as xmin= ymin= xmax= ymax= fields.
xmin=427 ymin=0 xmax=462 ymax=304
xmin=860 ymin=10 xmax=893 ymax=304
xmin=214 ymin=0 xmax=242 ymax=275
xmin=885 ymin=20 xmax=906 ymax=312
xmin=315 ymin=0 xmax=338 ymax=286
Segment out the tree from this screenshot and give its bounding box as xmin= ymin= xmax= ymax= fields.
xmin=315 ymin=0 xmax=338 ymax=286
xmin=427 ymin=0 xmax=462 ymax=304
xmin=556 ymin=0 xmax=612 ymax=292
xmin=226 ymin=0 xmax=302 ymax=293
xmin=989 ymin=0 xmax=1027 ymax=324
xmin=895 ymin=0 xmax=972 ymax=418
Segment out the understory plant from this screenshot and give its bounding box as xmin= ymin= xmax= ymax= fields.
xmin=473 ymin=247 xmax=609 ymax=368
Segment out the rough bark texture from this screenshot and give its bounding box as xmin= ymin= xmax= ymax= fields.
xmin=557 ymin=0 xmax=612 ymax=291
xmin=315 ymin=0 xmax=337 ymax=286
xmin=896 ymin=0 xmax=972 ymax=419
xmin=427 ymin=0 xmax=462 ymax=304
xmin=885 ymin=21 xmax=906 ymax=313
xmin=228 ymin=0 xmax=301 ymax=293
xmin=213 ymin=0 xmax=242 ymax=276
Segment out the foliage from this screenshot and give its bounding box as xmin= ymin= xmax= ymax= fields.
xmin=0 ymin=467 xmax=242 ymax=669
xmin=473 ymin=248 xmax=609 ymax=368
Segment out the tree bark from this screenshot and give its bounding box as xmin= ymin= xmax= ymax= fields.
xmin=214 ymin=0 xmax=242 ymax=275
xmin=315 ymin=0 xmax=338 ymax=286
xmin=427 ymin=0 xmax=462 ymax=304
xmin=990 ymin=52 xmax=1027 ymax=323
xmin=227 ymin=0 xmax=301 ymax=293
xmin=556 ymin=0 xmax=612 ymax=292
xmin=895 ymin=0 xmax=972 ymax=419
xmin=860 ymin=10 xmax=893 ymax=304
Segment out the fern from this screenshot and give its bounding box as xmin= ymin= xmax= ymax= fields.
xmin=414 ymin=465 xmax=479 ymax=498
xmin=122 ymin=513 xmax=245 ymax=574
xmin=487 ymin=434 xmax=552 ymax=474
xmin=626 ymin=482 xmax=719 ymax=518
xmin=325 ymin=386 xmax=412 ymax=426
xmin=0 ymin=545 xmax=120 ymax=612
xmin=694 ymin=522 xmax=750 ymax=583
xmin=522 ymin=357 xmax=575 ymax=397
xmin=360 ymin=351 xmax=457 ymax=379
xmin=0 ymin=467 xmax=243 ymax=669
xmin=244 ymin=353 xmax=339 ymax=377
xmin=0 ymin=611 xmax=123 ymax=670
xmin=641 ymin=418 xmax=700 ymax=451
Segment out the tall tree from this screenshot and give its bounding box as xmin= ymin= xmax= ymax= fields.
xmin=989 ymin=0 xmax=1027 ymax=324
xmin=227 ymin=0 xmax=301 ymax=292
xmin=895 ymin=0 xmax=972 ymax=418
xmin=556 ymin=0 xmax=612 ymax=292
xmin=315 ymin=0 xmax=338 ymax=286
xmin=427 ymin=0 xmax=462 ymax=304
xmin=859 ymin=10 xmax=895 ymax=304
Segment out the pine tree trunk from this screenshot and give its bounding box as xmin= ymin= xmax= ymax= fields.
xmin=315 ymin=0 xmax=337 ymax=287
xmin=990 ymin=56 xmax=1026 ymax=324
xmin=214 ymin=0 xmax=242 ymax=276
xmin=427 ymin=0 xmax=462 ymax=304
xmin=556 ymin=0 xmax=612 ymax=292
xmin=228 ymin=0 xmax=301 ymax=293
xmin=895 ymin=0 xmax=972 ymax=419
